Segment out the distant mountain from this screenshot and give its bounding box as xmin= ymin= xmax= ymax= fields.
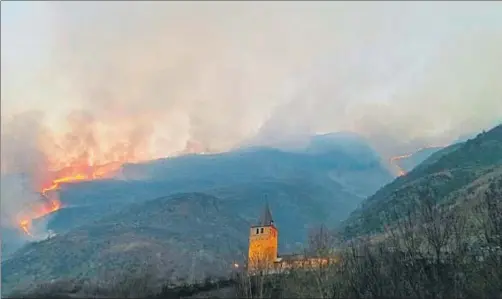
xmin=1 ymin=132 xmax=393 ymax=295
xmin=342 ymin=124 xmax=502 ymax=239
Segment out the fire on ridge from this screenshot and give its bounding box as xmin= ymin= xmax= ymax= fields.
xmin=17 ymin=161 xmax=125 ymax=237
xmin=15 ymin=138 xmax=209 ymax=237
xmin=389 ymin=145 xmax=449 ymax=177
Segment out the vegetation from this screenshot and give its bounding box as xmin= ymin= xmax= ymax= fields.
xmin=343 ymin=124 xmax=502 ymax=238
xmin=8 ymin=178 xmax=501 ymax=298
xmin=235 ymin=178 xmax=502 ymax=299
xmin=1 ymin=180 xmax=368 ymax=295
xmin=4 ymin=126 xmax=501 ymax=298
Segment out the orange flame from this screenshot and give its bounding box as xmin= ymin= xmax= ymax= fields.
xmin=18 ymin=161 xmax=125 ymax=237
xmin=389 ymin=152 xmax=415 ymax=176
xmin=389 ymin=145 xmax=449 ymax=177
xmin=17 ymin=197 xmax=61 ymax=237
xmin=12 ymin=114 xmax=207 ymax=237
xmin=20 ymin=220 xmax=34 ymax=237
xmin=4 ymin=109 xmax=159 ymax=237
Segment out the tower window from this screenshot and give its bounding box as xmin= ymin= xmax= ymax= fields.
xmin=260 ymin=228 xmax=264 ymax=233
xmin=256 ymin=228 xmax=259 ymax=234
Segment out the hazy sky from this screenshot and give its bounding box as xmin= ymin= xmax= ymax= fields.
xmin=2 ymin=1 xmax=502 ymax=163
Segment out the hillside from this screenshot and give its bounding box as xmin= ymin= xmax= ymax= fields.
xmin=45 ymin=133 xmax=391 ymax=235
xmin=343 ymin=124 xmax=502 ymax=238
xmin=0 ymin=180 xmax=359 ymax=295
xmin=1 ymin=132 xmax=393 ymax=296
xmin=394 ymin=146 xmax=444 ymax=174
xmin=1 ymin=178 xmax=366 ymax=295
xmin=1 ymin=133 xmax=392 ymax=258
xmin=1 ymin=193 xmax=249 ymax=294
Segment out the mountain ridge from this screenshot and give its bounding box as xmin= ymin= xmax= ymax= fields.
xmin=342 ymin=124 xmax=502 ymax=239
xmin=1 ymin=132 xmax=393 ymax=296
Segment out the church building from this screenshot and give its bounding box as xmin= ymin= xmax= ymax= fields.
xmin=247 ymin=204 xmax=336 ymax=274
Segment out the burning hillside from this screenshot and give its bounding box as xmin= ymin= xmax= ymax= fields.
xmin=2 ymin=110 xmax=212 ymax=237
xmin=18 ymin=197 xmax=61 ymax=237
xmin=390 ymin=153 xmax=416 ymax=177
xmin=15 ymin=160 xmax=129 ymax=237
xmin=0 ymin=110 xmax=160 ymax=237
xmin=389 ymin=145 xmax=448 ymax=176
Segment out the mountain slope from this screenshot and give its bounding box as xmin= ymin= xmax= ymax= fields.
xmin=1 ymin=177 xmax=363 ymax=295
xmin=43 ymin=133 xmax=392 ymax=236
xmin=394 ymin=146 xmax=445 ymax=174
xmin=2 ymin=132 xmax=392 ymax=258
xmin=1 ymin=179 xmax=359 ymax=295
xmin=120 ymin=132 xmax=389 ymax=194
xmin=1 ymin=193 xmax=249 ymax=295
xmin=343 ymin=124 xmax=502 ymax=238
xmin=2 ymin=132 xmax=394 ymax=295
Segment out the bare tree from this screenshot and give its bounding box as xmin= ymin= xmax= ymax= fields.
xmin=236 ymin=254 xmax=278 ymax=299
xmin=385 ymin=201 xmax=427 ymax=299
xmin=473 ymin=178 xmax=502 ymax=297
xmin=308 ymin=224 xmax=339 ymax=256
xmin=304 ymin=224 xmax=341 ymax=298
xmin=413 ymin=187 xmax=455 ymax=298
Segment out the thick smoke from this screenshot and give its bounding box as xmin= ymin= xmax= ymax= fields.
xmin=3 ymin=2 xmax=501 ymax=159
xmin=1 ymin=2 xmax=502 ymax=224
xmin=0 ymin=112 xmax=50 ymax=228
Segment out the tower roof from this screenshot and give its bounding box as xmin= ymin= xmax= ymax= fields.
xmin=260 ymin=202 xmax=274 ymax=226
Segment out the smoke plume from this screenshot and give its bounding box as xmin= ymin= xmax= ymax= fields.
xmin=1 ymin=2 xmax=502 ymax=227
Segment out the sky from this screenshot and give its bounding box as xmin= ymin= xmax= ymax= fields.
xmin=2 ymin=1 xmax=502 ymax=165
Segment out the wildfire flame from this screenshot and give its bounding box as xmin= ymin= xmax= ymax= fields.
xmin=17 ymin=161 xmax=125 ymax=237
xmin=2 ymin=109 xmax=165 ymax=237
xmin=20 ymin=220 xmax=33 ymax=237
xmin=389 ymin=145 xmax=449 ymax=177
xmin=18 ymin=198 xmax=61 ymax=237
xmin=390 ymin=152 xmax=415 ymax=177
xmin=12 ymin=126 xmax=207 ymax=237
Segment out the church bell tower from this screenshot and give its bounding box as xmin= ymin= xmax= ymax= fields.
xmin=247 ymin=203 xmax=278 ymax=271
